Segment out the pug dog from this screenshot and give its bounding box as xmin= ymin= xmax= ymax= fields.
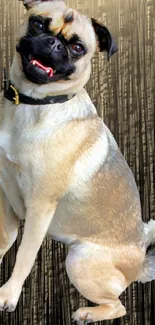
xmin=0 ymin=0 xmax=155 ymax=323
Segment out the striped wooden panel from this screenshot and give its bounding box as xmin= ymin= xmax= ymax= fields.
xmin=0 ymin=0 xmax=155 ymax=324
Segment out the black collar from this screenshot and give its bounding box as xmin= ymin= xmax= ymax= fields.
xmin=4 ymin=82 xmax=75 ymax=106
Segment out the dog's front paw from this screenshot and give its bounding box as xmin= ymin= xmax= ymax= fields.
xmin=72 ymin=308 xmax=93 ymax=325
xmin=0 ymin=280 xmax=21 ymax=312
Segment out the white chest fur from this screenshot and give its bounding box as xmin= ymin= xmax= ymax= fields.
xmin=0 ymin=89 xmax=99 ymax=218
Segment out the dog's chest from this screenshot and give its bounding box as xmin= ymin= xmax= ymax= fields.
xmin=0 ymin=100 xmax=61 ymax=160
xmin=0 ymin=131 xmax=27 ymax=218
xmin=0 ymin=107 xmax=34 ymax=167
xmin=0 ymin=96 xmax=93 ymax=207
xmin=0 ymin=102 xmax=50 ymax=212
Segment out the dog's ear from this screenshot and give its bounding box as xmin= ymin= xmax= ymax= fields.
xmin=91 ymin=18 xmax=118 ymax=60
xmin=21 ymin=0 xmax=64 ymax=10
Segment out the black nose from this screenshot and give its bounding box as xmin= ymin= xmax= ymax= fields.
xmin=48 ymin=37 xmax=64 ymax=52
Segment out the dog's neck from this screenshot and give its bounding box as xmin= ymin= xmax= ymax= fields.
xmin=10 ymin=54 xmax=91 ymax=100
xmin=2 ymin=88 xmax=97 ymax=147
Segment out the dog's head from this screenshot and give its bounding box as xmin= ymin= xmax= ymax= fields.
xmin=13 ymin=0 xmax=117 ymax=95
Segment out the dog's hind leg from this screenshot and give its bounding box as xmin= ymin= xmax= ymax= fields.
xmin=0 ymin=187 xmax=19 ymax=264
xmin=136 ymin=219 xmax=155 ymax=283
xmin=66 ymin=244 xmax=127 ymax=324
xmin=72 ymin=301 xmax=126 ymax=324
xmin=143 ymin=219 xmax=155 ymax=247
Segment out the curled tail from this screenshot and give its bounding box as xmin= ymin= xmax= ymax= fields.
xmin=137 ymin=219 xmax=155 ymax=283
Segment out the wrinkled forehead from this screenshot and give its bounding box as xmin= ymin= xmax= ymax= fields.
xmin=26 ymin=2 xmax=96 ymax=53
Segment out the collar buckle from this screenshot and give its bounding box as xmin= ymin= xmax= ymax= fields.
xmin=10 ymin=85 xmax=19 ymax=105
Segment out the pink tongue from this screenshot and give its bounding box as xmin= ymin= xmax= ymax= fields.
xmin=30 ymin=59 xmax=53 ymax=77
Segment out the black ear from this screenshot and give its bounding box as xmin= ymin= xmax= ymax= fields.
xmin=91 ymin=18 xmax=118 ymax=60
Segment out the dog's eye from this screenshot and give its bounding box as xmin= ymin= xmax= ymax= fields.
xmin=71 ymin=43 xmax=85 ymax=55
xmin=32 ymin=21 xmax=43 ymax=31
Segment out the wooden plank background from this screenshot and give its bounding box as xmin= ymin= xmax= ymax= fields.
xmin=0 ymin=0 xmax=155 ymax=324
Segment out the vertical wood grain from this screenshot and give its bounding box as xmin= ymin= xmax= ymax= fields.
xmin=0 ymin=0 xmax=155 ymax=324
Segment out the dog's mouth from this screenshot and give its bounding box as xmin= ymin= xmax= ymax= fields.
xmin=19 ymin=51 xmax=76 ymax=85
xmin=26 ymin=52 xmax=62 ymax=80
xmin=20 ymin=52 xmax=67 ymax=84
xmin=30 ymin=58 xmax=55 ymax=78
